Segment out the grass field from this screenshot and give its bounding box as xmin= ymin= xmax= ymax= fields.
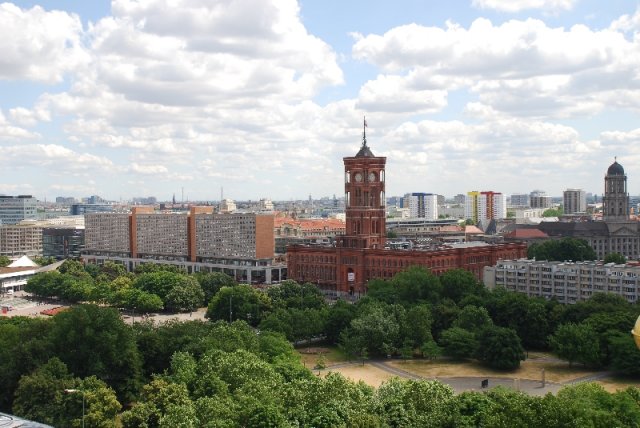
xmin=388 ymin=358 xmax=596 ymax=383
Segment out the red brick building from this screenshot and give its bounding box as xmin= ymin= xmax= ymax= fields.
xmin=287 ymin=125 xmax=527 ymax=297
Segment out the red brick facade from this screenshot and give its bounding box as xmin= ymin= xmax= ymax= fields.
xmin=287 ymin=242 xmax=526 ymax=297
xmin=286 ymin=133 xmax=527 ymax=297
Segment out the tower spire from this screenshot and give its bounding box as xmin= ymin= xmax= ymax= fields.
xmin=362 ymin=116 xmax=368 ymax=148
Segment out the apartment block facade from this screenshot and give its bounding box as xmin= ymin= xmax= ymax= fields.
xmin=465 ymin=191 xmax=506 ymax=223
xmin=403 ymin=193 xmax=438 ymax=220
xmin=84 ymin=207 xmax=283 ymax=284
xmin=484 ymin=259 xmax=640 ymax=304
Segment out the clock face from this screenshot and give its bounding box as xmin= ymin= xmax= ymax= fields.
xmin=354 ymin=172 xmax=363 ymax=182
xmin=368 ymin=172 xmax=376 ymax=182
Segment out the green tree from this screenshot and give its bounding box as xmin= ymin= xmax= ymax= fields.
xmin=49 ymin=305 xmax=143 ymax=401
xmin=527 ymin=237 xmax=596 ymax=261
xmin=165 ymin=276 xmax=205 ymax=312
xmin=341 ymin=304 xmax=401 ymax=356
xmin=206 ymin=285 xmax=270 ymax=326
xmin=453 ymin=305 xmax=493 ymax=333
xmin=476 ymin=326 xmax=525 ymax=370
xmin=324 ymin=299 xmax=357 ymax=344
xmin=12 ymin=357 xmax=74 ymax=427
xmin=549 ymin=322 xmax=601 ymax=367
xmin=402 ymin=304 xmax=433 ymax=347
xmin=134 ymin=271 xmax=188 ymax=301
xmin=195 ymin=272 xmax=237 ymax=304
xmin=421 ymin=340 xmax=443 ymax=360
xmin=542 ymin=207 xmax=563 ymax=217
xmin=391 ymin=266 xmax=442 ymax=303
xmin=439 ymin=327 xmax=478 ymax=360
xmin=0 ymin=317 xmax=53 ymax=411
xmin=608 ymin=332 xmax=640 ymax=376
xmin=440 ymin=269 xmax=482 ymax=303
xmin=0 ymin=255 xmax=11 ymax=267
xmin=604 ymin=252 xmax=626 ymax=264
xmin=33 ymin=256 xmax=57 ymax=266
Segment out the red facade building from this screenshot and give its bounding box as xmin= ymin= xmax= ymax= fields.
xmin=287 ymin=125 xmax=527 ymax=297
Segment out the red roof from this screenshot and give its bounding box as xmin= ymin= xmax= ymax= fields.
xmin=505 ymin=229 xmax=548 ymax=239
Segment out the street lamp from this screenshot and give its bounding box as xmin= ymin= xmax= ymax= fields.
xmin=64 ymin=389 xmax=85 ymax=428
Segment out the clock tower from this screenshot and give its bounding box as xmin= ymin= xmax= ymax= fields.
xmin=338 ymin=119 xmax=387 ymax=250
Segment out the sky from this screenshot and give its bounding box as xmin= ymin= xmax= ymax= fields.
xmin=1 ymin=0 xmax=640 ymax=202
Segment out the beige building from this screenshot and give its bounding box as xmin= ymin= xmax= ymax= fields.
xmin=0 ymin=216 xmax=84 ymax=258
xmin=84 ymin=207 xmax=283 ymax=284
xmin=484 ymin=259 xmax=640 ymax=304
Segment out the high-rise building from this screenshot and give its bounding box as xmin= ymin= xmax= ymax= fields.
xmin=529 ymin=190 xmax=552 ymax=209
xmin=510 ymin=194 xmax=530 ymax=207
xmin=563 ymin=189 xmax=587 ymax=214
xmin=0 ymin=195 xmax=37 ymax=225
xmin=603 ymin=160 xmax=629 ymax=221
xmin=403 ymin=193 xmax=438 ymax=220
xmin=465 ymin=191 xmax=506 ymax=223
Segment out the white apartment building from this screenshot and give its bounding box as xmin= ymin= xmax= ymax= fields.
xmin=484 ymin=259 xmax=640 ymax=304
xmin=403 ymin=193 xmax=438 ymax=220
xmin=465 ymin=191 xmax=506 ymax=223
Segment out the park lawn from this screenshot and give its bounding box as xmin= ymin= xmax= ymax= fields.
xmin=597 ymin=377 xmax=640 ymax=393
xmin=388 ymin=358 xmax=598 ymax=383
xmin=320 ymin=363 xmax=395 ymax=388
xmin=297 ymin=346 xmax=348 ymax=368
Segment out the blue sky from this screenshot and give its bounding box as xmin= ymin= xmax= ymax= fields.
xmin=1 ymin=0 xmax=640 ymax=202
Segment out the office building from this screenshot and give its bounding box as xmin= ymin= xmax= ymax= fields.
xmin=70 ymin=203 xmax=113 ymax=215
xmin=0 ymin=195 xmax=37 ymax=225
xmin=42 ymin=227 xmax=85 ymax=260
xmin=563 ymin=189 xmax=587 ymax=214
xmin=484 ymin=259 xmax=640 ymax=304
xmin=0 ymin=217 xmax=84 ymax=258
xmin=83 ymin=208 xmax=283 ymax=283
xmin=510 ymin=194 xmax=530 ymax=207
xmin=530 ymin=190 xmax=552 ymax=209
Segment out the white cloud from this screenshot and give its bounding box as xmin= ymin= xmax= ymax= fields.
xmin=129 ymin=163 xmax=169 ymax=175
xmin=2 ymin=144 xmax=115 ymax=172
xmin=472 ymin=0 xmax=577 ymax=13
xmin=0 ymin=3 xmax=88 ymax=83
xmin=352 ymin=17 xmax=640 ymax=118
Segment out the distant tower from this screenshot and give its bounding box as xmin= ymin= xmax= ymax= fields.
xmin=603 ymin=158 xmax=629 ymax=221
xmin=172 ymin=193 xmax=176 ymax=205
xmin=337 ymin=118 xmax=387 ymax=250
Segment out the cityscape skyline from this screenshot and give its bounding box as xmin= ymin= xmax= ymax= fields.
xmin=1 ymin=1 xmax=640 ymax=201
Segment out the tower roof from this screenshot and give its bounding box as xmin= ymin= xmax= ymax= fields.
xmin=607 ymin=159 xmax=625 ymax=176
xmin=355 ymin=116 xmax=375 ymax=157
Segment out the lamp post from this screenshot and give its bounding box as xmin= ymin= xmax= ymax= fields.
xmin=64 ymin=388 xmax=85 ymax=428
